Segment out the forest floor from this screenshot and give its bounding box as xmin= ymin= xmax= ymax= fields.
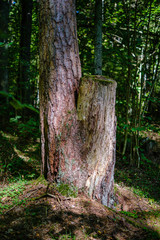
xmin=0 ymin=125 xmax=160 ymax=240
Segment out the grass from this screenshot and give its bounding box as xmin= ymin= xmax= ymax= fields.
xmin=50 ymin=232 xmax=76 ymax=240
xmin=0 ymin=179 xmax=28 ymax=214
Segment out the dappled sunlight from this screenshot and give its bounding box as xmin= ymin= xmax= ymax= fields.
xmin=0 ymin=131 xmax=40 ymax=182
xmin=0 ymin=181 xmax=160 ymax=240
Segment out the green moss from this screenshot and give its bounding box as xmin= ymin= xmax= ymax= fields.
xmin=33 ymin=175 xmax=48 ymax=186
xmin=56 ymin=182 xmax=78 ymax=198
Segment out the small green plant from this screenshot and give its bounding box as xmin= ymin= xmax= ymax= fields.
xmin=56 ymin=182 xmax=78 ymax=198
xmin=120 ymin=210 xmax=138 ymax=219
xmin=132 ymin=186 xmax=149 ymax=198
xmin=0 ymin=180 xmax=28 ymax=214
xmin=10 ymin=115 xmax=22 ymax=123
xmin=114 ymin=185 xmax=118 ymax=194
xmin=51 ymin=233 xmax=76 ymax=240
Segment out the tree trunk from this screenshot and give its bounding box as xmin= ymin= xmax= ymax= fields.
xmin=0 ymin=0 xmax=9 ymax=93
xmin=0 ymin=0 xmax=10 ymax=127
xmin=77 ymin=76 xmax=117 ymax=207
xmin=39 ymin=0 xmax=82 ymax=182
xmin=94 ymin=0 xmax=102 ymax=75
xmin=39 ymin=0 xmax=117 ymax=207
xmin=17 ymin=0 xmax=33 ymax=104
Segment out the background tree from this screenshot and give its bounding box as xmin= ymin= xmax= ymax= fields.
xmin=0 ymin=0 xmax=11 ymax=126
xmin=76 ymin=0 xmax=95 ymax=74
xmin=77 ymin=0 xmax=160 ymax=167
xmin=94 ymin=0 xmax=102 ymax=75
xmin=17 ymin=0 xmax=33 ymax=104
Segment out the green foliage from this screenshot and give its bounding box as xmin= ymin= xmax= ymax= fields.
xmin=0 ymin=91 xmax=39 ymax=114
xmin=0 ymin=42 xmax=13 ymax=47
xmin=77 ymin=0 xmax=160 ymax=167
xmin=9 ymin=115 xmax=21 ymax=123
xmin=18 ymin=117 xmax=40 ymax=139
xmin=56 ymin=182 xmax=78 ymax=198
xmin=8 ymin=0 xmax=39 ymax=107
xmin=0 ymin=180 xmax=28 ymax=214
xmin=120 ymin=210 xmax=138 ymax=219
xmin=50 ymin=232 xmax=76 ymax=240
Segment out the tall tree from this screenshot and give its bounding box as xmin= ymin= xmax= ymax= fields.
xmin=101 ymin=0 xmax=160 ymax=166
xmin=0 ymin=0 xmax=10 ymax=126
xmin=39 ymin=0 xmax=117 ymax=207
xmin=17 ymin=0 xmax=33 ymax=104
xmin=0 ymin=0 xmax=10 ymax=93
xmin=94 ymin=0 xmax=102 ymax=75
xmin=39 ymin=0 xmax=82 ymax=182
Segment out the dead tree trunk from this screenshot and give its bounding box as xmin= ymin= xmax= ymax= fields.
xmin=77 ymin=76 xmax=117 ymax=207
xmin=39 ymin=0 xmax=117 ymax=207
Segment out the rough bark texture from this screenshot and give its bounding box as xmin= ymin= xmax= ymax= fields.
xmin=39 ymin=0 xmax=117 ymax=207
xmin=77 ymin=76 xmax=117 ymax=207
xmin=39 ymin=0 xmax=82 ymax=184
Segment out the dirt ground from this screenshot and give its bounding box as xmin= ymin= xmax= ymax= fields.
xmin=0 ymin=128 xmax=160 ymax=240
xmin=0 ymin=181 xmax=160 ymax=240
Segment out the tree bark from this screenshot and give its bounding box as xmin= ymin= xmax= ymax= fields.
xmin=39 ymin=0 xmax=82 ymax=182
xmin=39 ymin=0 xmax=117 ymax=207
xmin=77 ymin=76 xmax=117 ymax=207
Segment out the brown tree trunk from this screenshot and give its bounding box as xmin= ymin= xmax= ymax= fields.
xmin=77 ymin=76 xmax=117 ymax=207
xmin=17 ymin=0 xmax=33 ymax=104
xmin=39 ymin=0 xmax=82 ymax=182
xmin=94 ymin=0 xmax=102 ymax=75
xmin=0 ymin=0 xmax=10 ymax=127
xmin=39 ymin=0 xmax=117 ymax=207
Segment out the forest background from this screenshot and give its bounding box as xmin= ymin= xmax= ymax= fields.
xmin=0 ymin=0 xmax=160 ymax=239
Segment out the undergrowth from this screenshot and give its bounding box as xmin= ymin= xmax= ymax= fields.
xmin=115 ymin=152 xmax=160 ymax=203
xmin=0 ymin=179 xmax=28 ymax=214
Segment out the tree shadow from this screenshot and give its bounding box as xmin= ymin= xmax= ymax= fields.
xmin=0 ymin=200 xmax=159 ymax=240
xmin=0 ymin=132 xmax=39 ymax=181
xmin=115 ymin=149 xmax=160 ymax=203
